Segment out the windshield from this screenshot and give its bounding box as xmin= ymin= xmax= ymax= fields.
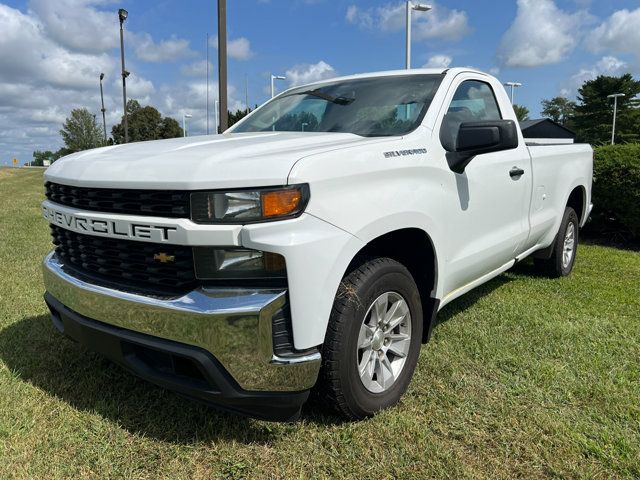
xmin=232 ymin=74 xmax=444 ymax=137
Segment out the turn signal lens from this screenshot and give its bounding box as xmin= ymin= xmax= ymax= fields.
xmin=262 ymin=189 xmax=302 ymax=218
xmin=190 ymin=184 xmax=309 ymax=224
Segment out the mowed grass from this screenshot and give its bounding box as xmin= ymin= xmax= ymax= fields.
xmin=0 ymin=166 xmax=638 ymax=479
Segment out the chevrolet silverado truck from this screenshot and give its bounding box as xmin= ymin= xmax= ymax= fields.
xmin=42 ymin=68 xmax=593 ymax=421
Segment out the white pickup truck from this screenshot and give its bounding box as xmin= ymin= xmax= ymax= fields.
xmin=42 ymin=68 xmax=593 ymax=421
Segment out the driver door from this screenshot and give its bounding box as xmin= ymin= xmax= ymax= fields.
xmin=437 ymin=78 xmax=532 ymax=297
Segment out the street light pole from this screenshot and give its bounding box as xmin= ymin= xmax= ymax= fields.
xmin=118 ymin=8 xmax=129 ymax=143
xmin=405 ymin=2 xmax=432 ymax=69
xmin=183 ymin=114 xmax=192 ymax=137
xmin=214 ymin=99 xmax=219 ymax=135
xmin=99 ymin=73 xmax=107 ymax=143
xmin=607 ymin=93 xmax=625 ymax=145
xmin=504 ymin=82 xmax=522 ymax=104
xmin=271 ymin=74 xmax=286 ymax=98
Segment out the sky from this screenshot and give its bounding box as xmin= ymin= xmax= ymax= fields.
xmin=0 ymin=0 xmax=639 ymax=166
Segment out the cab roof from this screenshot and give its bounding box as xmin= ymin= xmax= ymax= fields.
xmin=294 ymin=67 xmax=494 ymax=90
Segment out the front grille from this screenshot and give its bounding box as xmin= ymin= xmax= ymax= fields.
xmin=45 ymin=182 xmax=191 ymax=218
xmin=51 ymin=225 xmax=196 ymax=295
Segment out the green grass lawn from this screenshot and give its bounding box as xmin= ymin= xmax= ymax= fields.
xmin=0 ymin=167 xmax=638 ymax=479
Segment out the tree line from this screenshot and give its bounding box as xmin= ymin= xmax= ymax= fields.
xmin=513 ymin=73 xmax=639 ymax=144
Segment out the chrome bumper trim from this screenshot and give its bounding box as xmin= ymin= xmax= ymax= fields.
xmin=42 ymin=252 xmax=321 ymax=392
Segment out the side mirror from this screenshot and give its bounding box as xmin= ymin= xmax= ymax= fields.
xmin=444 ymin=119 xmax=519 ymax=174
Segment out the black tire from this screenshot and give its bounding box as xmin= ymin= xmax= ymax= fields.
xmin=534 ymin=207 xmax=579 ymax=278
xmin=316 ymin=257 xmax=423 ymax=420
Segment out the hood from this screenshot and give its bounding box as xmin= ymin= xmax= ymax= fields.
xmin=44 ymin=132 xmax=388 ymax=190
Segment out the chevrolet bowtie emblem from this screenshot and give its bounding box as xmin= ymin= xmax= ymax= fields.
xmin=153 ymin=252 xmax=175 ymax=263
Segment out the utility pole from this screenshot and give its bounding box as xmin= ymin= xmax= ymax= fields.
xmin=118 ymin=8 xmax=130 ymax=143
xmin=607 ymin=93 xmax=625 ymax=145
xmin=99 ymin=73 xmax=107 ymax=143
xmin=217 ymin=0 xmax=228 ymax=133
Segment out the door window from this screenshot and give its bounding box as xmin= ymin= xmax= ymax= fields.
xmin=441 ymin=80 xmax=502 ymax=150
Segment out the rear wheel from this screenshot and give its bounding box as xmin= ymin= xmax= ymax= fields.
xmin=534 ymin=207 xmax=579 ymax=278
xmin=316 ymin=257 xmax=423 ymax=419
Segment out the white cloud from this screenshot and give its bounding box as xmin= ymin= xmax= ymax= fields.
xmin=285 ymin=61 xmax=336 ymax=86
xmin=29 ymin=0 xmax=118 ymax=54
xmin=0 ymin=3 xmax=117 ymax=89
xmin=228 ymin=37 xmax=254 ymax=61
xmin=498 ymin=0 xmax=591 ymax=67
xmin=346 ymin=5 xmax=372 ymax=28
xmin=133 ymin=33 xmax=195 ymax=63
xmin=180 ymin=60 xmax=213 ymax=77
xmin=0 ymin=2 xmax=241 ymax=164
xmin=124 ymin=74 xmax=156 ymax=100
xmin=565 ymin=56 xmax=629 ymax=97
xmin=208 ymin=36 xmax=255 ymax=61
xmin=586 ymin=8 xmax=640 ymax=63
xmin=346 ymin=2 xmax=471 ymax=42
xmin=423 ymin=54 xmax=452 ymax=68
xmin=158 ymin=80 xmax=245 ymax=135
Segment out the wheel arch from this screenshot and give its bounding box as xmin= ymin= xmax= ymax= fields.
xmin=346 ymin=227 xmax=440 ymax=343
xmin=566 ymin=184 xmax=587 ymax=226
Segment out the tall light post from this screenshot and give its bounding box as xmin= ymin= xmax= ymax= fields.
xmin=214 ymin=99 xmax=219 ymax=135
xmin=607 ymin=93 xmax=625 ymax=145
xmin=183 ymin=113 xmax=192 ymax=137
xmin=99 ymin=73 xmax=107 ymax=143
xmin=118 ymin=8 xmax=130 ymax=143
xmin=271 ymin=75 xmax=286 ymax=98
xmin=406 ymin=2 xmax=432 ymax=69
xmin=504 ymin=82 xmax=522 ymax=104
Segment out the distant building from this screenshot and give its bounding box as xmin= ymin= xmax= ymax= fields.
xmin=519 ymin=119 xmax=576 ymax=144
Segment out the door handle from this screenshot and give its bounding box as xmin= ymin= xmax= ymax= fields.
xmin=509 ymin=167 xmax=525 ymax=178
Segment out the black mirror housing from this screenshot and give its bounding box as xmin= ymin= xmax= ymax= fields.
xmin=444 ymin=120 xmax=519 ymax=174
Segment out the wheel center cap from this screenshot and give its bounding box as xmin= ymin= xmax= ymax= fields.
xmin=371 ymin=330 xmax=384 ymax=350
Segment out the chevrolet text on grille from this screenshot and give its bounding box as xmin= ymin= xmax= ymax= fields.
xmin=42 ymin=205 xmax=177 ymax=242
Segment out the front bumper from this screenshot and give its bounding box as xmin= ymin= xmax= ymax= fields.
xmin=42 ymin=252 xmax=321 ymax=420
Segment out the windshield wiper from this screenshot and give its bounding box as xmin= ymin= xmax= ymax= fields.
xmin=290 ymin=89 xmax=355 ymax=106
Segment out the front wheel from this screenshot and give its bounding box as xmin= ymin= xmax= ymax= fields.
xmin=534 ymin=206 xmax=579 ymax=278
xmin=316 ymin=257 xmax=423 ymax=420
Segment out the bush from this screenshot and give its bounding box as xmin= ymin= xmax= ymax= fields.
xmin=590 ymin=143 xmax=640 ymax=238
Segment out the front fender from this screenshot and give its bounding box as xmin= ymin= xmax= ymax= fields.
xmin=241 ymin=213 xmax=364 ymax=350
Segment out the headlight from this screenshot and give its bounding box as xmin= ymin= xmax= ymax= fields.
xmin=190 ymin=184 xmax=309 ymax=224
xmin=193 ymin=247 xmax=286 ymax=280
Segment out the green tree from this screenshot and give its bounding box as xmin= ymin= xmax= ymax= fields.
xmin=513 ymin=104 xmax=529 ymax=122
xmin=541 ymin=96 xmax=577 ymax=126
xmin=60 ymin=108 xmax=104 ymax=152
xmin=31 ymin=148 xmax=71 ymax=165
xmin=111 ymin=100 xmax=183 ymax=143
xmin=160 ymin=117 xmax=183 ymax=138
xmin=573 ymin=74 xmax=640 ymax=144
xmin=228 ymin=108 xmax=251 ymax=128
xmin=31 ymin=150 xmax=54 ymax=166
